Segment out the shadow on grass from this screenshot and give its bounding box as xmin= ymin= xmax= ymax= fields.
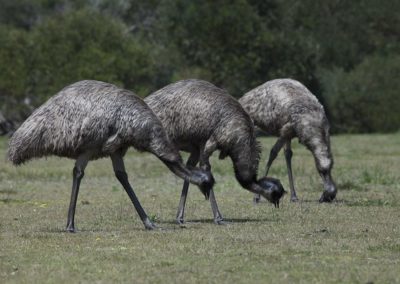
xmin=344 ymin=199 xmax=394 ymax=207
xmin=39 ymin=223 xmax=188 ymax=234
xmin=0 ymin=198 xmax=27 ymax=204
xmin=337 ymin=180 xmax=367 ymax=191
xmin=41 ymin=226 xmax=151 ymax=234
xmin=254 ymin=197 xmax=341 ymax=204
xmin=159 ymin=216 xmax=280 ymax=225
xmin=260 ymin=198 xmax=345 ymax=204
xmin=0 ymin=189 xmax=18 ymax=194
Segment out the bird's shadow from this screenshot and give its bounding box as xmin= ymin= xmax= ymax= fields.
xmin=159 ymin=216 xmax=279 ymax=225
xmin=261 ymin=198 xmax=346 ymax=204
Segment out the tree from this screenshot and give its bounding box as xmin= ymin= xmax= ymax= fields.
xmin=0 ymin=26 xmax=31 ymax=120
xmin=28 ymin=9 xmax=160 ymax=105
xmin=154 ymin=0 xmax=317 ymax=96
xmin=320 ymin=53 xmax=400 ymax=133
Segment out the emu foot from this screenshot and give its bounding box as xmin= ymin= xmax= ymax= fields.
xmin=319 ymin=191 xmax=336 ymax=203
xmin=290 ymin=196 xmax=299 ymax=202
xmin=176 ymin=218 xmax=185 ymax=226
xmin=253 ymin=194 xmax=261 ymax=204
xmin=143 ymin=219 xmax=158 ymax=230
xmin=66 ymin=225 xmax=76 ymax=233
xmin=65 ymin=223 xmax=76 ymax=233
xmin=214 ymin=217 xmax=225 ymax=225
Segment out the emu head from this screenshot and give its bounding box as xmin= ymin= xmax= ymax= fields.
xmin=301 ymin=121 xmax=336 ymax=202
xmin=190 ymin=168 xmax=215 ymax=200
xmin=256 ymin=176 xmax=286 ymax=207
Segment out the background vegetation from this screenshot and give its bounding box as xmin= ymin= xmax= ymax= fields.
xmin=1 ymin=134 xmax=399 ymax=283
xmin=0 ymin=0 xmax=399 ymax=133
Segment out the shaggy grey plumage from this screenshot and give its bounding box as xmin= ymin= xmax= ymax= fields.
xmin=239 ymin=78 xmax=337 ymax=202
xmin=8 ymin=80 xmax=214 ymax=232
xmin=145 ymin=79 xmax=285 ymax=225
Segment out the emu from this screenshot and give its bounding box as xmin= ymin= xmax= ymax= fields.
xmin=145 ymin=79 xmax=285 ymax=225
xmin=239 ymin=78 xmax=337 ymax=203
xmin=8 ymin=80 xmax=214 ymax=232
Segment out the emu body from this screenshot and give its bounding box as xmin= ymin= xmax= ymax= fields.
xmin=145 ymin=79 xmax=284 ymax=225
xmin=239 ymin=78 xmax=336 ymax=202
xmin=8 ymin=80 xmax=214 ymax=232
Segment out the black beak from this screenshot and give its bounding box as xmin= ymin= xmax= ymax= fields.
xmin=201 ymin=187 xmax=210 ymax=200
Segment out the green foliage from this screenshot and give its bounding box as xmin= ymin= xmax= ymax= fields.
xmin=278 ymin=0 xmax=400 ymax=70
xmin=0 ymin=7 xmax=163 ymax=121
xmin=29 ymin=9 xmax=156 ymax=103
xmin=320 ymin=54 xmax=400 ymax=133
xmin=0 ymin=26 xmax=31 ymax=119
xmin=0 ymin=0 xmax=399 ymax=132
xmin=156 ymin=0 xmax=317 ymax=96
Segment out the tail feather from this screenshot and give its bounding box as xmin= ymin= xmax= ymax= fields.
xmin=7 ymin=120 xmax=47 ymax=165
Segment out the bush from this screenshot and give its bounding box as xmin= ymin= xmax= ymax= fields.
xmin=320 ymin=54 xmax=400 ymax=133
xmin=0 ymin=26 xmax=31 ymax=120
xmin=28 ymin=9 xmax=159 ymax=104
xmin=155 ymin=0 xmax=317 ymax=97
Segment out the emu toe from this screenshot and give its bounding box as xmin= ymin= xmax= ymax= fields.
xmin=66 ymin=225 xmax=76 ymax=233
xmin=319 ymin=191 xmax=336 ymax=203
xmin=176 ymin=217 xmax=185 ymax=225
xmin=214 ymin=217 xmax=226 ymax=225
xmin=143 ymin=219 xmax=158 ymax=230
xmin=253 ymin=194 xmax=261 ymax=204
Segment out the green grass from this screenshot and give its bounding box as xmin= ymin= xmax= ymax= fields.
xmin=1 ymin=134 xmax=399 ymax=283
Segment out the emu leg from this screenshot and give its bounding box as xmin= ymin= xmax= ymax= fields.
xmin=176 ymin=151 xmax=200 ymax=225
xmin=111 ymin=153 xmax=156 ymax=230
xmin=284 ymin=140 xmax=298 ymax=202
xmin=254 ymin=137 xmax=286 ymax=204
xmin=200 ymin=149 xmax=224 ymax=225
xmin=66 ymin=156 xmax=89 ymax=233
xmin=209 ymin=188 xmax=224 ymax=225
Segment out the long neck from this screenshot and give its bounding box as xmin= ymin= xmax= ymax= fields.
xmin=146 ymin=125 xmax=211 ymax=188
xmin=230 ymin=135 xmax=261 ymax=189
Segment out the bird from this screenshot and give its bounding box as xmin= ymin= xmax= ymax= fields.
xmin=145 ymin=79 xmax=285 ymax=225
xmin=8 ymin=80 xmax=214 ymax=232
xmin=239 ymin=78 xmax=336 ymax=203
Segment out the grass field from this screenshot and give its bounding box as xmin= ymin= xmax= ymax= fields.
xmin=1 ymin=134 xmax=399 ymax=283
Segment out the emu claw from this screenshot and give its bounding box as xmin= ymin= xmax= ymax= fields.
xmin=214 ymin=218 xmax=226 ymax=225
xmin=66 ymin=227 xmax=76 ymax=233
xmin=319 ymin=191 xmax=336 ymax=203
xmin=144 ymin=219 xmax=158 ymax=230
xmin=66 ymin=224 xmax=76 ymax=233
xmin=253 ymin=195 xmax=261 ymax=204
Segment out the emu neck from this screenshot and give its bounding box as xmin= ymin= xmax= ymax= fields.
xmin=230 ymin=137 xmax=260 ymax=189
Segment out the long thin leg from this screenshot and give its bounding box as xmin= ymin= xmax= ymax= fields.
xmin=199 ymin=149 xmax=224 ymax=225
xmin=176 ymin=151 xmax=200 ymax=225
xmin=111 ymin=153 xmax=156 ymax=230
xmin=254 ymin=137 xmax=286 ymax=204
xmin=208 ymin=188 xmax=224 ymax=224
xmin=284 ymin=140 xmax=298 ymax=202
xmin=66 ymin=155 xmax=89 ymax=233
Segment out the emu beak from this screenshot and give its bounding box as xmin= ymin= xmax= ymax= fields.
xmin=199 ymin=185 xmax=210 ymax=200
